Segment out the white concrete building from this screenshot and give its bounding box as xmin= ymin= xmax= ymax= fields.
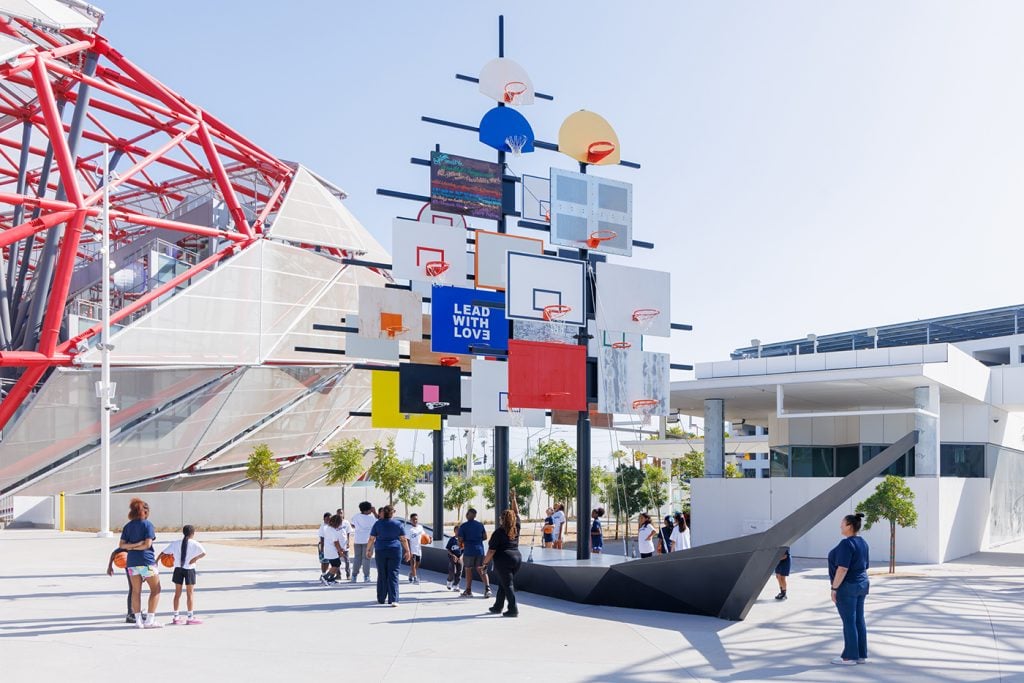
xmin=662 ymin=306 xmax=1024 ymax=564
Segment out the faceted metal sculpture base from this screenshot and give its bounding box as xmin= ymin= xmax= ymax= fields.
xmin=423 ymin=431 xmax=918 ymax=620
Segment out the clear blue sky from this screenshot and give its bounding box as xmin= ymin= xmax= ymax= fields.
xmin=95 ymin=2 xmax=1024 ymax=462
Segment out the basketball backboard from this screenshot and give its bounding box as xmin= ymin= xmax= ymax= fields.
xmin=392 ymin=217 xmax=469 ymax=285
xmin=479 ymin=106 xmax=535 ymax=154
xmin=431 ymin=286 xmax=508 ymax=354
xmin=446 ymin=375 xmax=474 ymax=428
xmin=505 ymin=251 xmax=586 ymax=326
xmin=512 ymin=319 xmax=576 ymax=346
xmin=371 ymin=370 xmax=441 ymax=430
xmin=473 ymin=229 xmax=544 ymax=291
xmin=521 ymin=174 xmax=550 ymax=223
xmin=398 ymin=364 xmax=462 ymax=416
xmin=594 ymin=262 xmax=671 ymax=337
xmin=549 ymin=168 xmax=632 ymax=256
xmin=344 ymin=314 xmax=399 ymax=361
xmin=479 ymin=57 xmax=535 ymax=105
xmin=597 ymin=347 xmax=670 ymax=417
xmin=471 ymin=359 xmax=545 ymax=428
xmin=357 ymin=286 xmax=423 ymax=340
xmin=507 ymin=340 xmax=586 ymax=411
xmin=411 ymin=315 xmax=472 ymax=370
xmin=558 ymin=110 xmax=620 ymax=166
xmin=430 ymin=152 xmax=503 ymax=221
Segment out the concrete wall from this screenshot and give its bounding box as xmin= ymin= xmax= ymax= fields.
xmin=690 ymin=476 xmax=997 ymax=565
xmin=11 ymin=496 xmax=55 ymax=528
xmin=64 ymin=481 xmax=594 ymax=533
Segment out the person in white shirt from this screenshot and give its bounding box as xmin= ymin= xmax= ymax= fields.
xmin=320 ymin=515 xmax=345 ymax=585
xmin=405 ymin=513 xmax=425 ymax=584
xmin=551 ymin=503 xmax=567 ymax=550
xmin=637 ymin=513 xmax=657 ymax=558
xmin=155 ymin=525 xmax=206 ymax=625
xmin=351 ymin=501 xmax=377 ymax=583
xmin=335 ymin=508 xmax=353 ymax=580
xmin=317 ymin=512 xmax=331 ymax=575
xmin=670 ymin=513 xmax=691 ymax=552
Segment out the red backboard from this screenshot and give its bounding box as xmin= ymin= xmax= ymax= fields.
xmin=507 ymin=340 xmax=586 ymax=411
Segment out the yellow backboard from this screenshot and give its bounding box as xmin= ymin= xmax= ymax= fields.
xmin=370 ymin=370 xmax=441 ymax=430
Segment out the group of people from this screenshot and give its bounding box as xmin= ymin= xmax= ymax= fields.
xmin=107 ymin=497 xmax=206 ymax=629
xmin=636 ymin=511 xmax=691 ymax=557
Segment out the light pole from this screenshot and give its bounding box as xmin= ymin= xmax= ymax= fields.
xmin=97 ymin=143 xmax=114 ymax=538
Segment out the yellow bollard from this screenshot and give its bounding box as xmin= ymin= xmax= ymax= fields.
xmin=59 ymin=491 xmax=65 ymax=532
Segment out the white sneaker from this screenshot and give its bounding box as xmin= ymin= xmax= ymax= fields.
xmin=857 ymin=658 xmax=868 ymax=664
xmin=363 ymin=575 xmax=371 ymax=583
xmin=446 ymin=581 xmax=452 ymax=590
xmin=143 ymin=620 xmax=164 ymax=629
xmin=830 ymin=658 xmax=856 ymax=666
xmin=413 ymin=576 xmax=420 ymax=585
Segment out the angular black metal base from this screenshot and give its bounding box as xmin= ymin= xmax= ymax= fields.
xmin=422 ymin=431 xmax=917 ymax=620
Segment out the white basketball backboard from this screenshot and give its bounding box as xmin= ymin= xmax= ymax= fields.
xmin=505 ymin=252 xmax=586 ymax=326
xmin=344 ymin=314 xmax=399 ymax=361
xmin=473 ymin=229 xmax=544 ymax=291
xmin=521 ymin=174 xmax=550 ymax=223
xmin=392 ymin=217 xmax=468 ymax=285
xmin=479 ymin=57 xmax=535 ymax=106
xmin=357 ymin=286 xmax=423 ymax=340
xmin=597 ymin=347 xmax=670 ymax=416
xmin=447 ymin=375 xmax=474 ymax=428
xmin=549 ymin=168 xmax=632 ymax=256
xmin=471 ymin=359 xmax=545 ymax=428
xmin=594 ymin=262 xmax=670 ymax=337
xmin=417 ymin=202 xmax=468 ymax=228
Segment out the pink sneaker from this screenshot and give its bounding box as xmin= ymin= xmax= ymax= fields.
xmin=171 ymin=616 xmax=184 ymax=625
xmin=186 ymin=617 xmax=203 ymax=625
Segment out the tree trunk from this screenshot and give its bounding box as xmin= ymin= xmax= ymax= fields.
xmin=389 ymin=490 xmax=394 ymax=506
xmin=889 ymin=520 xmax=896 ymax=574
xmin=259 ymin=485 xmax=265 ymax=541
xmin=341 ymin=484 xmax=346 ymax=515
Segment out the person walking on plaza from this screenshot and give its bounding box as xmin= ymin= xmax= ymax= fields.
xmin=104 ymin=547 xmax=134 ymax=623
xmin=317 ymin=512 xmax=331 ymax=576
xmin=119 ymin=498 xmax=162 ymax=628
xmin=365 ymin=505 xmax=411 ymax=606
xmin=156 ymin=525 xmax=206 ymax=625
xmin=319 ymin=514 xmax=345 ymax=585
xmin=458 ymin=508 xmax=491 ymax=598
xmin=405 ymin=513 xmax=425 ymax=584
xmin=551 ymin=503 xmax=566 ymax=549
xmin=637 ymin=513 xmax=657 ymax=558
xmin=335 ymin=508 xmax=353 ymax=580
xmin=590 ymin=508 xmax=604 ymax=554
xmin=659 ymin=515 xmax=674 ymax=554
xmin=542 ymin=507 xmax=555 ymax=549
xmin=774 ymin=547 xmax=791 ymax=600
xmin=829 ymin=513 xmax=870 ymax=665
xmin=670 ymin=513 xmax=691 ymax=552
xmin=351 ymin=501 xmax=376 ymax=583
xmin=445 ymin=523 xmax=463 ymax=590
xmin=482 ymin=508 xmax=522 ymax=617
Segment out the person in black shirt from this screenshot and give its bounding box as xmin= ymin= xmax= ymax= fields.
xmin=659 ymin=516 xmax=674 ymax=554
xmin=445 ymin=523 xmax=463 ymax=590
xmin=482 ymin=506 xmax=522 ymax=617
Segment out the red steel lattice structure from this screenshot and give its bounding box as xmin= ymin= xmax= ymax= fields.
xmin=0 ymin=10 xmax=310 ymax=430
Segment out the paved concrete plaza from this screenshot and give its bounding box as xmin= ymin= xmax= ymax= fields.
xmin=1 ymin=529 xmax=1021 ymax=682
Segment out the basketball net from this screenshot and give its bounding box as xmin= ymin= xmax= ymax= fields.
xmin=507 ymin=406 xmax=525 ymax=428
xmin=632 ymin=308 xmax=660 ymax=335
xmin=542 ymin=304 xmax=573 ymax=343
xmin=632 ymin=399 xmax=659 ymax=428
xmin=505 ymin=135 xmax=528 ymax=156
xmin=425 ymin=260 xmax=449 ymax=286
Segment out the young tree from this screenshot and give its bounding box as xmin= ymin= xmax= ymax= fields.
xmin=442 ymin=473 xmax=476 ymax=521
xmin=478 ymin=461 xmax=534 ymax=512
xmin=246 ymin=444 xmax=280 ymax=540
xmin=856 ymin=475 xmax=919 ymax=574
xmin=529 ymin=439 xmax=577 ymax=512
xmin=397 ymin=461 xmax=425 ymax=519
xmin=603 ymin=464 xmax=648 ymax=541
xmin=367 ymin=437 xmax=407 ymax=505
xmin=323 ymin=437 xmax=365 ymax=513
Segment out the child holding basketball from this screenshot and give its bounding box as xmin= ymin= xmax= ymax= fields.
xmin=155 ymin=525 xmax=206 ymax=625
xmin=104 ymin=547 xmax=134 ymax=623
xmin=405 ymin=513 xmax=425 ymax=584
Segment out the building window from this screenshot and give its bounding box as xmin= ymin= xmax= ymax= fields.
xmin=770 ymin=449 xmax=789 ymax=477
xmin=743 ymin=469 xmax=756 ymax=478
xmin=862 ymin=445 xmax=916 ymax=477
xmin=940 ymin=444 xmax=985 ymax=477
xmin=792 ymin=447 xmax=835 ymax=476
xmin=836 ymin=446 xmax=860 ymax=477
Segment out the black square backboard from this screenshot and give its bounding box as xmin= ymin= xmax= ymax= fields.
xmin=398 ymin=364 xmax=462 ymax=416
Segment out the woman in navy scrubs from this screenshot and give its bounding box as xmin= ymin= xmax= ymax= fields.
xmin=828 ymin=513 xmax=870 ymax=665
xmin=365 ymin=505 xmax=411 ymax=607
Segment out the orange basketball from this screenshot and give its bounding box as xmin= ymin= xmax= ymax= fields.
xmin=113 ymin=553 xmax=126 ymax=569
xmin=420 ymin=533 xmax=431 ymax=545
xmin=160 ymin=554 xmax=174 ymax=568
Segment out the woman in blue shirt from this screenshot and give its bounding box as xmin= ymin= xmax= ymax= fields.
xmin=119 ymin=498 xmax=162 ymax=628
xmin=828 ymin=512 xmax=870 ymax=665
xmin=365 ymin=505 xmax=411 ymax=607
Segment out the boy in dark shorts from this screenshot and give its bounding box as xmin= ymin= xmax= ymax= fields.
xmin=445 ymin=523 xmax=463 ymax=590
xmin=774 ymin=547 xmax=791 ymax=600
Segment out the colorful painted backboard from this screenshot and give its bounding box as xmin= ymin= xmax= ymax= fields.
xmin=430 ymin=151 xmax=502 ymax=221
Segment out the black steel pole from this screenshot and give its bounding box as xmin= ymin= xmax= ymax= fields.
xmin=492 ymin=13 xmax=510 ymax=526
xmin=576 ymin=160 xmax=592 ymax=560
xmin=432 ymin=427 xmax=445 ymax=542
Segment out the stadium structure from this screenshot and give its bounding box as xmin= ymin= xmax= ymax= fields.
xmin=0 ymin=1 xmax=393 ymax=495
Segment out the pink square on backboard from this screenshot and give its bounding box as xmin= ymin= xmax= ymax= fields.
xmin=422 ymin=385 xmax=440 ymax=403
